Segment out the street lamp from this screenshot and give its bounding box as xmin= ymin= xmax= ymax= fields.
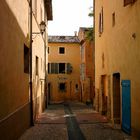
xmin=32 ymin=21 xmax=46 ymax=35
xmin=40 ymin=21 xmax=46 ymax=34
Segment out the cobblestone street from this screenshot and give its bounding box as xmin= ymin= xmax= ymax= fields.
xmin=18 ymin=102 xmax=133 ymax=140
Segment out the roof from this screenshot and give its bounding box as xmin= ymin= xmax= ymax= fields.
xmin=48 ymin=36 xmax=80 ymax=43
xmin=79 ymin=27 xmax=93 ymax=32
xmin=44 ymin=0 xmax=53 ymax=20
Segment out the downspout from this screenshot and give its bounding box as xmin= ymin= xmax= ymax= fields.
xmin=44 ymin=14 xmax=48 ymax=108
xmin=29 ymin=0 xmax=34 ymax=126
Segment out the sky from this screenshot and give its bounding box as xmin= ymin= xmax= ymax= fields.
xmin=48 ymin=0 xmax=93 ymax=36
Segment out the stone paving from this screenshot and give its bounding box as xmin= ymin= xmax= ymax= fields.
xmin=19 ymin=101 xmax=133 ymax=140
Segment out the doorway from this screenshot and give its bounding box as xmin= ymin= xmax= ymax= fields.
xmin=48 ymin=83 xmax=51 ymax=104
xmin=113 ymin=73 xmax=120 ymax=124
xmin=101 ymin=75 xmax=108 ymax=115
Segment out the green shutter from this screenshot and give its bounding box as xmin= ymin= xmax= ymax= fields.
xmin=55 ymin=63 xmax=59 ymax=74
xmin=51 ymin=63 xmax=55 ymax=74
xmin=67 ymin=63 xmax=72 ymax=74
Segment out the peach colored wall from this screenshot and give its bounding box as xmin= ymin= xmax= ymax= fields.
xmin=95 ymin=0 xmax=140 ymax=138
xmin=0 ymin=0 xmax=50 ymax=139
xmin=48 ymin=42 xmax=81 ymax=103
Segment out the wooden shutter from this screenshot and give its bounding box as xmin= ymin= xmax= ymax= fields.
xmin=67 ymin=63 xmax=72 ymax=74
xmin=54 ymin=63 xmax=59 ymax=74
xmin=51 ymin=63 xmax=55 ymax=74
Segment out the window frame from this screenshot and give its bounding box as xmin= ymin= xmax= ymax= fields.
xmin=59 ymin=47 xmax=65 ymax=54
xmin=59 ymin=82 xmax=66 ymax=92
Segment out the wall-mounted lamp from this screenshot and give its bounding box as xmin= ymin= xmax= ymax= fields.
xmin=32 ymin=21 xmax=46 ymax=35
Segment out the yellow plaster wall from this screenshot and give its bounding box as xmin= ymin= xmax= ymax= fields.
xmin=0 ymin=0 xmax=49 ymax=139
xmin=95 ymin=0 xmax=140 ymax=137
xmin=48 ymin=42 xmax=81 ymax=103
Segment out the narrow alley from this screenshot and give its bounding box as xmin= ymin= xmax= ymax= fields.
xmin=19 ymin=102 xmax=131 ymax=140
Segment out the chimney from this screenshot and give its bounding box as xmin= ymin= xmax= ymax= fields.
xmin=74 ymin=31 xmax=77 ymax=36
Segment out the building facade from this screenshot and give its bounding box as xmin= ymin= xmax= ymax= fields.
xmin=78 ymin=27 xmax=95 ymax=104
xmin=95 ymin=0 xmax=140 ymax=138
xmin=0 ymin=0 xmax=52 ymax=139
xmin=48 ymin=36 xmax=81 ymax=103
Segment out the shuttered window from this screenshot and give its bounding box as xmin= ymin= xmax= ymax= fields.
xmin=48 ymin=63 xmax=72 ymax=74
xmin=51 ymin=63 xmax=55 ymax=74
xmin=67 ymin=63 xmax=72 ymax=74
xmin=55 ymin=63 xmax=59 ymax=74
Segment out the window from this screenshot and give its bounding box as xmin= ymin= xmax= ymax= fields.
xmin=48 ymin=63 xmax=50 ymax=74
xmin=59 ymin=83 xmax=66 ymax=92
xmin=75 ymin=84 xmax=79 ymax=93
xmin=59 ymin=63 xmax=65 ymax=73
xmin=48 ymin=47 xmax=49 ymax=54
xmin=76 ymin=84 xmax=78 ymax=89
xmin=67 ymin=63 xmax=72 ymax=74
xmin=36 ymin=56 xmax=39 ymax=75
xmin=124 ymin=0 xmax=136 ymax=6
xmin=99 ymin=7 xmax=104 ymax=36
xmin=112 ymin=12 xmax=115 ymax=27
xmin=24 ymin=44 xmax=29 ymax=74
xmin=48 ymin=63 xmax=72 ymax=74
xmin=59 ymin=47 xmax=65 ymax=54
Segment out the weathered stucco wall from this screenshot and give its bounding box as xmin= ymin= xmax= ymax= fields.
xmin=0 ymin=0 xmax=49 ymax=139
xmin=48 ymin=42 xmax=81 ymax=103
xmin=0 ymin=0 xmax=30 ymax=139
xmin=95 ymin=0 xmax=140 ymax=138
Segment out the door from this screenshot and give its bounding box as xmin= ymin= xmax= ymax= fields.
xmin=121 ymin=80 xmax=131 ymax=134
xmin=113 ymin=73 xmax=120 ymax=123
xmin=101 ymin=75 xmax=107 ymax=115
xmin=48 ymin=83 xmax=51 ymax=104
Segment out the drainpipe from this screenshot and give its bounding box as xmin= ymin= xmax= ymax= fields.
xmin=44 ymin=14 xmax=48 ymax=108
xmin=29 ymin=0 xmax=34 ymax=126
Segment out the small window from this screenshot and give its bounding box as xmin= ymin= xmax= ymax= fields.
xmin=59 ymin=47 xmax=65 ymax=54
xmin=48 ymin=47 xmax=49 ymax=54
xmin=59 ymin=63 xmax=65 ymax=73
xmin=59 ymin=83 xmax=66 ymax=92
xmin=112 ymin=12 xmax=115 ymax=27
xmin=48 ymin=63 xmax=50 ymax=74
xmin=76 ymin=84 xmax=78 ymax=89
xmin=36 ymin=56 xmax=39 ymax=75
xmin=67 ymin=63 xmax=72 ymax=74
xmin=24 ymin=44 xmax=29 ymax=74
xmin=99 ymin=7 xmax=104 ymax=36
xmin=124 ymin=0 xmax=136 ymax=6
